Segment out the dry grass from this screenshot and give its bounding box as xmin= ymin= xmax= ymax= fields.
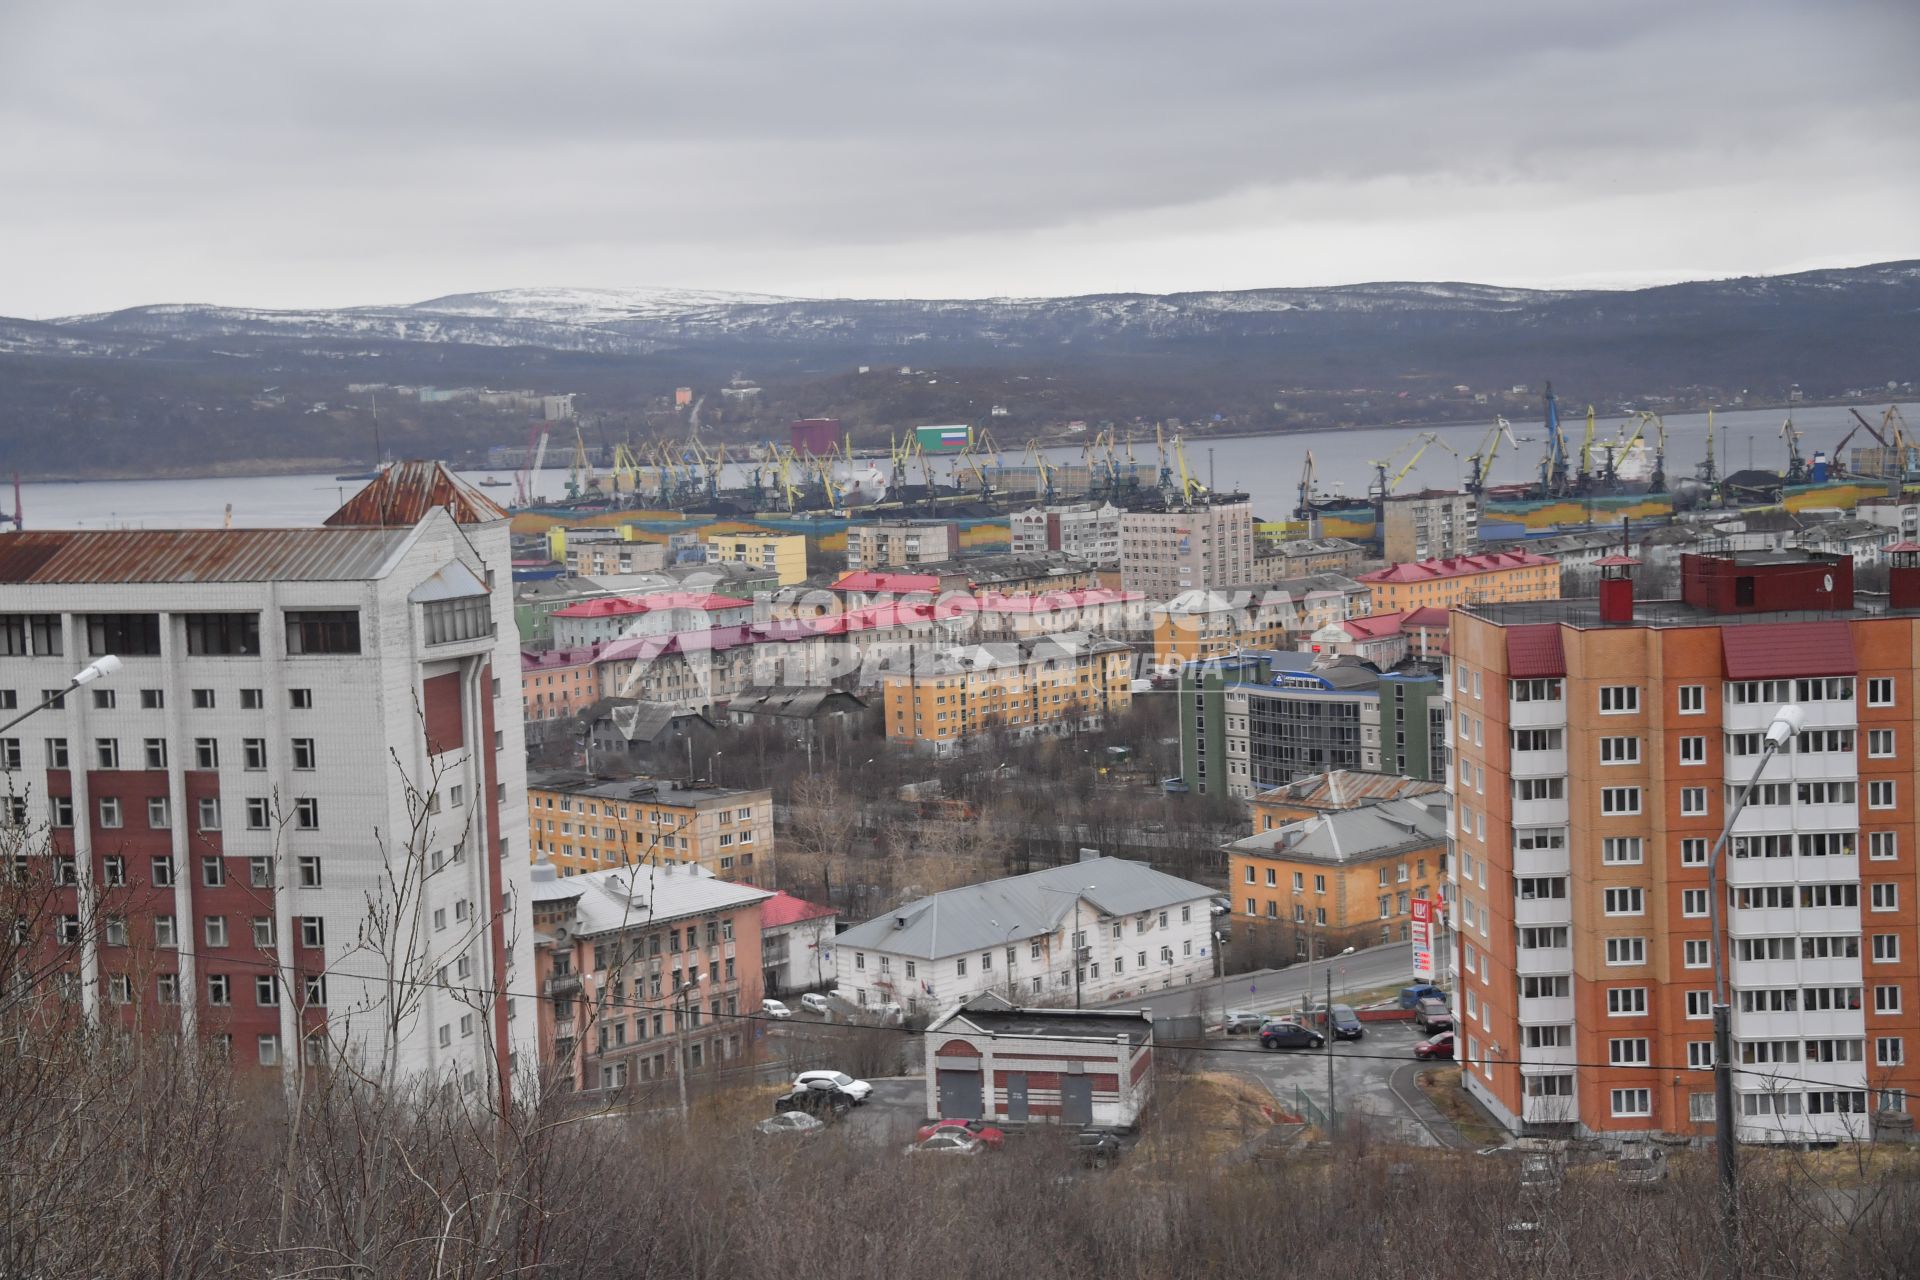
xmin=1133 ymin=1071 xmax=1277 ymax=1164
xmin=1414 ymin=1067 xmax=1507 ymax=1147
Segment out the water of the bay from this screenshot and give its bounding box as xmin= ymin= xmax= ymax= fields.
xmin=16 ymin=401 xmax=1915 ymax=529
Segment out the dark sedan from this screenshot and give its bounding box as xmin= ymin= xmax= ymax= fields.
xmin=1259 ymin=1020 xmax=1326 ymax=1050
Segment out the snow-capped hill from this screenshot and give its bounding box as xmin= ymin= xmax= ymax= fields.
xmin=401 ymin=286 xmax=806 ymax=326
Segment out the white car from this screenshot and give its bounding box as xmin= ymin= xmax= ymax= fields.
xmin=762 ymin=999 xmax=794 ymax=1020
xmin=755 ymin=1111 xmax=825 ymax=1137
xmin=794 ymin=1070 xmax=872 ymax=1103
xmin=799 ymin=993 xmax=832 ymax=1015
xmin=905 ymin=1132 xmax=983 ymax=1156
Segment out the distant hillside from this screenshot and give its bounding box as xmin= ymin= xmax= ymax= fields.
xmin=1 ymin=262 xmax=1915 ymax=478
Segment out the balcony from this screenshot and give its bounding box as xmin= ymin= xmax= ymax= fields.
xmin=1725 ymin=700 xmax=1856 ymax=734
xmin=1512 ymin=843 xmax=1571 ymax=878
xmin=1513 ymin=895 xmax=1571 ymax=927
xmin=1509 ymin=748 xmax=1568 ymax=778
xmin=1510 ymin=700 xmax=1568 ymax=730
xmin=1518 ymin=1041 xmax=1578 ymax=1068
xmin=1511 ymin=798 xmax=1569 ymax=828
xmin=1517 ymin=995 xmax=1574 ymax=1024
xmin=546 ymin=971 xmax=582 ymax=996
xmin=1515 ymin=946 xmax=1573 ymax=976
xmin=1522 ymin=1092 xmax=1580 ymax=1125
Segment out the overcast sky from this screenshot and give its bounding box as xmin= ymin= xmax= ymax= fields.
xmin=4 ymin=0 xmax=1918 ymax=316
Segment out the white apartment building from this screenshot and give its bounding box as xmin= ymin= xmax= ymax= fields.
xmin=0 ymin=464 xmax=533 ymax=1106
xmin=1120 ymin=497 xmax=1255 ymax=597
xmin=1010 ymin=503 xmax=1123 ymax=569
xmin=829 ymin=856 xmax=1215 ymax=1014
xmin=846 ymin=520 xmax=959 ymax=570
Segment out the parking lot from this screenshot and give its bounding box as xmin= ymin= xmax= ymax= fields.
xmin=1196 ymin=1019 xmax=1453 ymax=1146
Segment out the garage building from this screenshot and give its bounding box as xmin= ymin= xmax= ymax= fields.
xmin=924 ymin=996 xmax=1155 ymax=1129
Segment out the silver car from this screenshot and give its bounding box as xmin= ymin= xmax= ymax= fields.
xmin=755 ymin=1111 xmax=825 ymax=1137
xmin=1222 ymin=1010 xmax=1266 ymax=1035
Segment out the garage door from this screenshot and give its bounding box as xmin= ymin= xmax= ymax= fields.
xmin=938 ymin=1070 xmax=983 ymax=1120
xmin=1061 ymin=1075 xmax=1093 ymax=1126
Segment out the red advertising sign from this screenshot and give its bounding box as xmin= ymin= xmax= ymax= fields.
xmin=1410 ymin=895 xmax=1434 ymax=981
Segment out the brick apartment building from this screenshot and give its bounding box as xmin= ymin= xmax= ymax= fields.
xmin=1449 ymin=549 xmax=1920 ymax=1142
xmin=525 ymin=771 xmax=774 ymax=884
xmin=0 ymin=463 xmax=533 ymax=1102
xmin=530 ymin=859 xmax=769 ymax=1093
xmin=1359 ymin=550 xmax=1560 ymax=614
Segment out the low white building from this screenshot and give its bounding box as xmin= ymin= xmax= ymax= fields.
xmin=925 ymin=996 xmax=1155 ymax=1128
xmin=830 ymin=856 xmax=1215 ymax=1014
xmin=759 ymin=891 xmax=837 ymax=995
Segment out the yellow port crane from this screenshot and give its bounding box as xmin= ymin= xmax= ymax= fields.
xmin=1467 ymin=420 xmax=1506 ymax=494
xmin=1172 ymin=434 xmax=1205 ymax=504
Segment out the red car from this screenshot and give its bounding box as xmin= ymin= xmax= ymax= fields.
xmin=914 ymin=1118 xmax=1006 ymax=1147
xmin=1414 ymin=1031 xmax=1455 ymax=1061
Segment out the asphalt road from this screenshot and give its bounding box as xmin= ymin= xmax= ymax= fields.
xmin=1192 ymin=1019 xmax=1452 ymax=1147
xmin=1092 ymin=939 xmax=1422 ymax=1024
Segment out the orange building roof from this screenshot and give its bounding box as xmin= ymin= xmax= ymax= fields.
xmin=324 ymin=460 xmax=508 ymax=527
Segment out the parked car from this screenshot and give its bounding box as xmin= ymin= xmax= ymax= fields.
xmin=872 ymin=1001 xmax=905 ymax=1024
xmin=1398 ymin=984 xmax=1446 ymax=1010
xmin=1413 ymin=1031 xmax=1455 ymax=1061
xmin=1071 ymin=1129 xmax=1123 ymax=1167
xmin=1259 ymin=1020 xmax=1325 ymax=1051
xmin=1304 ymin=1003 xmax=1365 ymax=1040
xmin=773 ymin=1085 xmax=854 ymax=1117
xmin=1210 ymin=897 xmax=1232 ymax=917
xmin=1518 ymin=1153 xmax=1563 ymax=1191
xmin=793 ymin=1070 xmax=873 ymax=1103
xmin=905 ymin=1132 xmax=985 ymax=1156
xmin=755 ymin=1111 xmax=826 ymax=1137
xmin=914 ymin=1118 xmax=1006 ymax=1147
xmin=1414 ymin=998 xmax=1454 ymax=1033
xmin=799 ymin=993 xmax=831 ymax=1016
xmin=761 ymin=999 xmax=794 ymax=1021
xmin=1222 ymin=1010 xmax=1267 ymax=1035
xmin=1615 ymin=1145 xmax=1669 ymax=1188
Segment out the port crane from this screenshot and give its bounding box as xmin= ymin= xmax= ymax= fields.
xmin=1466 ymin=421 xmax=1507 ymax=495
xmin=1172 ymin=435 xmax=1205 ymax=505
xmin=1366 ymin=431 xmax=1446 ymax=515
xmin=1782 ymin=417 xmax=1808 ymax=486
xmin=1536 ymin=384 xmax=1574 ymax=498
xmin=515 ymin=427 xmax=551 ymax=507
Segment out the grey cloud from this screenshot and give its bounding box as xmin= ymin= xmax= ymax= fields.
xmin=1 ymin=0 xmax=1917 ymax=313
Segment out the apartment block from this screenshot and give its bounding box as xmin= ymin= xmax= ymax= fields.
xmin=1382 ymin=489 xmax=1478 ymax=564
xmin=0 ymin=464 xmax=532 ymax=1101
xmin=846 ymin=520 xmax=959 ymax=570
xmin=550 ymin=592 xmax=754 ymax=648
xmin=525 ymin=771 xmax=774 ymax=884
xmin=530 ymin=859 xmax=768 ymax=1094
xmin=1448 ymin=549 xmax=1919 ymax=1143
xmin=704 ymin=531 xmax=807 ymax=586
xmin=1178 ymin=652 xmax=1446 ymax=798
xmin=1119 ymin=497 xmax=1255 ymax=597
xmin=1359 ymin=550 xmax=1560 ymax=614
xmin=882 ymin=633 xmax=1135 ymax=754
xmin=1010 ymin=502 xmax=1123 ymax=569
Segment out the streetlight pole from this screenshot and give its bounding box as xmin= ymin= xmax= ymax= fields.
xmin=1704 ymin=702 xmax=1803 ymax=1280
xmin=0 ymin=655 xmax=122 ymax=736
xmin=675 ymin=980 xmax=695 ymax=1126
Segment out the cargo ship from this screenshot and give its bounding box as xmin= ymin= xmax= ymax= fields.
xmin=1297 ymin=389 xmax=1912 ymax=542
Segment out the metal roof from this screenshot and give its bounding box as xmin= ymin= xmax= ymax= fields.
xmin=528 ymin=859 xmax=772 ymax=938
xmin=1226 ymin=796 xmax=1448 ymax=865
xmin=1505 ymin=623 xmax=1567 ymax=678
xmin=832 ymin=856 xmax=1215 ymax=961
xmin=324 ymin=460 xmax=508 ymax=528
xmin=932 ymin=1003 xmax=1154 ymax=1045
xmin=1359 ymin=550 xmax=1557 ymax=584
xmin=1254 ymin=770 xmax=1445 ymax=813
xmin=0 ymin=527 xmax=412 ymax=584
xmin=1721 ymin=620 xmax=1857 ymax=679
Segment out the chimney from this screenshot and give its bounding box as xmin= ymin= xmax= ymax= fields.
xmin=1078 ymin=847 xmax=1101 ymax=863
xmin=1596 ymin=553 xmax=1641 ymax=625
xmin=1890 ymin=542 xmax=1920 ymax=611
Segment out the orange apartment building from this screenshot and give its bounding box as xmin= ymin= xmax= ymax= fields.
xmin=1359 ymin=550 xmax=1560 ymax=614
xmin=1449 ymin=549 xmax=1919 ymax=1143
xmin=883 ymin=632 xmax=1135 ymax=752
xmin=526 ymin=771 xmax=775 ymax=884
xmin=530 ymin=858 xmax=770 ymax=1094
xmin=521 ymin=645 xmax=604 ymax=727
xmin=1223 ymin=793 xmax=1449 ymax=960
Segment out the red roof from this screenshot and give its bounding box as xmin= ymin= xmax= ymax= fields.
xmin=1340 ymin=612 xmax=1404 ymax=640
xmin=324 ymin=460 xmax=508 ymax=527
xmin=1887 ymin=541 xmax=1920 ymax=554
xmin=1505 ymin=624 xmax=1566 ymax=678
xmin=1403 ymin=606 xmax=1452 ymax=628
xmin=521 ymin=645 xmax=605 ymax=671
xmin=1722 ymin=620 xmax=1856 ymax=679
xmin=551 ymin=591 xmax=752 ymax=619
xmin=830 ymin=570 xmax=941 ymax=594
xmin=758 ymin=891 xmax=836 ymax=929
xmin=1359 ymin=551 xmax=1556 ymax=584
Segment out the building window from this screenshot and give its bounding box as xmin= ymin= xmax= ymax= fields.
xmin=207 ymin=974 xmax=231 ymax=1007
xmin=295 ymin=799 xmax=319 ymax=830
xmin=1610 ymin=1088 xmax=1652 ymax=1117
xmin=1603 ymin=887 xmax=1645 ymax=916
xmin=1599 ymin=686 xmax=1639 ymax=714
xmin=1609 ymin=1038 xmax=1650 ymax=1066
xmin=1605 ymin=937 xmax=1647 ymax=966
xmin=291 ymin=738 xmax=316 ymax=770
xmin=1607 ymin=987 xmax=1647 ymax=1015
xmin=183 ymin=612 xmax=261 ymax=656
xmin=1686 ymin=990 xmax=1713 ymax=1018
xmin=285 ymin=611 xmax=361 ymax=655
xmin=243 ymin=739 xmax=267 ymax=771
xmin=1869 ymin=728 xmax=1895 ymax=758
xmin=1873 ymin=934 xmax=1900 ymax=962
xmin=240 ymin=688 xmax=264 ymax=710
xmin=1600 ymin=736 xmax=1641 ymax=764
xmin=1601 ymin=837 xmax=1643 ymax=865
xmin=424 ymin=597 xmax=494 ymax=646
xmin=1682 ymin=889 xmax=1708 ymax=917
xmin=1681 ymin=838 xmax=1707 ymax=866
xmin=194 ymin=739 xmax=219 ymax=769
xmin=1601 ymin=787 xmax=1642 ymax=816
xmin=1681 ymin=787 xmax=1708 ymax=816
xmin=258 ymin=1035 xmax=280 ymax=1067
xmin=297 ymin=855 xmax=323 ymax=888
xmin=289 ymin=688 xmax=313 ymax=709
xmin=97 ymin=797 xmax=121 ymax=829
xmin=1869 ymin=780 xmax=1896 ymax=810
xmin=1877 ymin=1037 xmax=1905 ymax=1067
xmin=191 ymin=688 xmax=215 ymax=710
xmin=1872 ymin=883 xmax=1899 ymax=912
xmin=1678 ymin=684 xmax=1705 ymax=714
xmin=201 ymin=856 xmax=225 ymax=888
xmin=1868 ymin=677 xmax=1895 ymax=707
xmin=86 ymin=613 xmax=162 ymax=657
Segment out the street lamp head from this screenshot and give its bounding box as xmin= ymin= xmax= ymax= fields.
xmin=1765 ymin=703 xmax=1807 ymax=748
xmin=72 ymin=655 xmax=122 ymax=686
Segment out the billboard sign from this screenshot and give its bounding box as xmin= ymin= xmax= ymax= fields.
xmin=1410 ymin=895 xmax=1434 ymax=981
xmin=916 ymin=424 xmax=971 ymax=454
